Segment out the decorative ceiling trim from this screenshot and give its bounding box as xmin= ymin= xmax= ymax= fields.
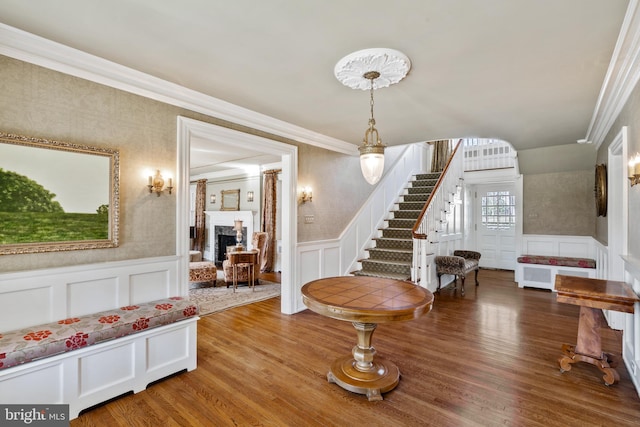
xmin=585 ymin=0 xmax=640 ymax=149
xmin=0 ymin=23 xmax=358 ymax=156
xmin=334 ymin=48 xmax=411 ymax=91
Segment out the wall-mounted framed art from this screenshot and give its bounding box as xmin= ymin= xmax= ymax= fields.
xmin=0 ymin=132 xmax=120 ymax=255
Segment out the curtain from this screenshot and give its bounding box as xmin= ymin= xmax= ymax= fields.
xmin=193 ymin=179 xmax=207 ymax=253
xmin=260 ymin=169 xmax=279 ymax=272
xmin=430 ymin=140 xmax=451 ymax=172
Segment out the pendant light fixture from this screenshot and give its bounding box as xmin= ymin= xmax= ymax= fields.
xmin=334 ymin=48 xmax=411 ymax=185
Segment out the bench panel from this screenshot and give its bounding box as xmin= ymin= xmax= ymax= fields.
xmin=0 ymin=362 xmax=65 ymax=404
xmin=79 ymin=341 xmax=136 ymax=397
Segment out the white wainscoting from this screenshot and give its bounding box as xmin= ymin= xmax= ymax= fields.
xmin=621 ymin=255 xmax=640 ymax=396
xmin=0 ymin=256 xmax=181 ymax=332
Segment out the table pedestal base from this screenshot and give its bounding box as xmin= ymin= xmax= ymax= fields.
xmin=559 ymin=344 xmax=620 ymax=386
xmin=558 ymin=306 xmax=620 ymax=385
xmin=327 ymin=355 xmax=400 ymax=401
xmin=326 ymin=321 xmax=400 ymax=401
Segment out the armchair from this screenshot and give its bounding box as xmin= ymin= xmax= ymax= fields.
xmin=435 ymin=250 xmax=481 ymax=295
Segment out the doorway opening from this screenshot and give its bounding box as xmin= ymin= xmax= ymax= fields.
xmin=176 ymin=117 xmax=298 ymax=314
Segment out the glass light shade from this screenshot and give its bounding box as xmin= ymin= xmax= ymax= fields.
xmin=360 ymin=152 xmax=385 ymax=185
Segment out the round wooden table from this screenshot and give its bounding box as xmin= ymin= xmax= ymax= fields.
xmin=301 ymin=276 xmax=433 ymax=401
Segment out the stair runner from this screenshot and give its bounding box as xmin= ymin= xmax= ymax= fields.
xmin=352 ymin=172 xmax=441 ymax=281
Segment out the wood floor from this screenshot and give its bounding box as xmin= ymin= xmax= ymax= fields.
xmin=71 ymin=270 xmax=640 ymax=426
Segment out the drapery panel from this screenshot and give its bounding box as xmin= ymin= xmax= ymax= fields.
xmin=260 ymin=169 xmax=279 ymax=272
xmin=430 ymin=140 xmax=452 ymax=172
xmin=193 ymin=179 xmax=207 ymax=253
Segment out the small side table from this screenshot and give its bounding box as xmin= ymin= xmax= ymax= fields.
xmin=227 ymin=250 xmax=258 ymax=292
xmin=555 ymin=274 xmax=639 ymax=385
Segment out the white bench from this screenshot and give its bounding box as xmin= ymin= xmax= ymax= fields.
xmin=516 ymin=255 xmax=596 ymax=290
xmin=0 ymin=296 xmax=199 ymax=420
xmin=0 ymin=257 xmax=199 ymax=420
xmin=515 ymin=235 xmax=597 ymax=291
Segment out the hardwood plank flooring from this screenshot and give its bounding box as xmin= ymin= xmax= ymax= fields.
xmin=71 ymin=270 xmax=640 ymax=426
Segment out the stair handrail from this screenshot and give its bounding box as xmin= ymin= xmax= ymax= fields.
xmin=411 ymin=139 xmax=464 ymax=283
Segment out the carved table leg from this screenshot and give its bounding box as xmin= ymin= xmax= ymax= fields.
xmin=327 ymin=322 xmax=400 ymax=401
xmin=558 ymin=306 xmax=620 ymax=385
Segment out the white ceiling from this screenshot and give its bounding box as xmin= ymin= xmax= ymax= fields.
xmin=0 ymin=0 xmax=630 ymax=171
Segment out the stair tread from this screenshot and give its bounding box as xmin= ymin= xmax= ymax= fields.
xmin=367 ymin=247 xmax=412 ymax=253
xmin=359 ymin=258 xmax=412 ymax=266
xmin=374 ymin=237 xmax=412 ymax=241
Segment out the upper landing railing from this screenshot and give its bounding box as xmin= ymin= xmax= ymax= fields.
xmin=463 ymin=138 xmax=516 ymax=171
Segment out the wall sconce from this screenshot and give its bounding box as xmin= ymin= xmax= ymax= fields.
xmin=147 ymin=170 xmax=173 ymax=196
xmin=247 ymin=191 xmax=254 ymax=202
xmin=301 ymin=186 xmax=313 ymax=203
xmin=629 ymin=153 xmax=640 ymax=186
xmin=210 ymin=194 xmax=216 ymax=204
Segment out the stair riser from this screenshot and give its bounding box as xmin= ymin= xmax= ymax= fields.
xmin=398 ymin=202 xmax=424 ymax=211
xmin=387 ymin=219 xmax=415 ymax=229
xmin=415 ymin=173 xmax=441 ymax=180
xmin=407 ymin=187 xmax=433 ymax=195
xmin=412 ymin=179 xmax=439 ymax=187
xmin=360 ymin=261 xmax=411 ymax=275
xmin=367 ymin=250 xmax=413 ymax=262
xmin=393 ymin=210 xmax=420 ymax=219
xmin=374 ymin=239 xmax=413 ymax=250
xmin=403 ymin=194 xmax=428 ymax=203
xmin=382 ymin=229 xmax=412 ymax=239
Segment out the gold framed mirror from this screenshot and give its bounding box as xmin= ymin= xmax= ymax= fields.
xmin=0 ymin=132 xmax=120 ymax=255
xmin=220 ymin=189 xmax=240 ymax=211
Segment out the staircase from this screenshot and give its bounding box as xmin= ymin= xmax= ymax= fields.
xmin=352 ymin=172 xmax=441 ymax=280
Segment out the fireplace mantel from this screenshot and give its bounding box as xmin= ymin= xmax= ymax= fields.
xmin=204 ymin=211 xmax=255 ymax=261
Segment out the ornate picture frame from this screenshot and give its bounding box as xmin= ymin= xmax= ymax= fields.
xmin=595 ymin=163 xmax=607 ymax=217
xmin=0 ymin=132 xmax=120 ymax=255
xmin=220 ymin=189 xmax=240 ymax=211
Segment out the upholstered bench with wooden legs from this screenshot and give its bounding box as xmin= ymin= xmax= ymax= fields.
xmin=435 ymin=250 xmax=481 ymax=295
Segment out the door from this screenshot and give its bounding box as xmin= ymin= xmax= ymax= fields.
xmin=474 ymin=183 xmax=517 ymax=270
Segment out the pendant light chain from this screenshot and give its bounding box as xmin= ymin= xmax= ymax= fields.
xmin=369 ymin=79 xmax=375 ymax=128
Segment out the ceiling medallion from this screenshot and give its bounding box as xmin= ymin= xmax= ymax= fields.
xmin=334 ymin=48 xmax=411 ymax=90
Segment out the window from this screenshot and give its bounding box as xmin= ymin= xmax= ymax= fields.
xmin=481 ymin=191 xmax=515 ymax=230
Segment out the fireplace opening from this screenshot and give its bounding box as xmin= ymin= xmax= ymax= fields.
xmin=217 ymin=234 xmax=237 ymax=264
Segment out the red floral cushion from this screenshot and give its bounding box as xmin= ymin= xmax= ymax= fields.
xmin=517 ymin=255 xmax=596 ymax=269
xmin=0 ymin=297 xmax=198 ymax=370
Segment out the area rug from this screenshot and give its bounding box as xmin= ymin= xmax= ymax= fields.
xmin=189 ymin=280 xmax=280 ymax=316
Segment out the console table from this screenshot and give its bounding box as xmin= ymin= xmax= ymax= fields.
xmin=555 ymin=274 xmax=639 ymax=385
xmin=226 ymin=250 xmax=258 ymax=292
xmin=301 ymin=276 xmax=433 ymax=401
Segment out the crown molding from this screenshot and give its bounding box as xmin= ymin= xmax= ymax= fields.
xmin=586 ymin=0 xmax=640 ymax=149
xmin=0 ymin=23 xmax=358 ymax=156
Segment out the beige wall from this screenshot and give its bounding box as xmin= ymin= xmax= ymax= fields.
xmin=522 ymin=170 xmax=596 ymax=235
xmin=0 ymin=55 xmax=374 ymax=273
